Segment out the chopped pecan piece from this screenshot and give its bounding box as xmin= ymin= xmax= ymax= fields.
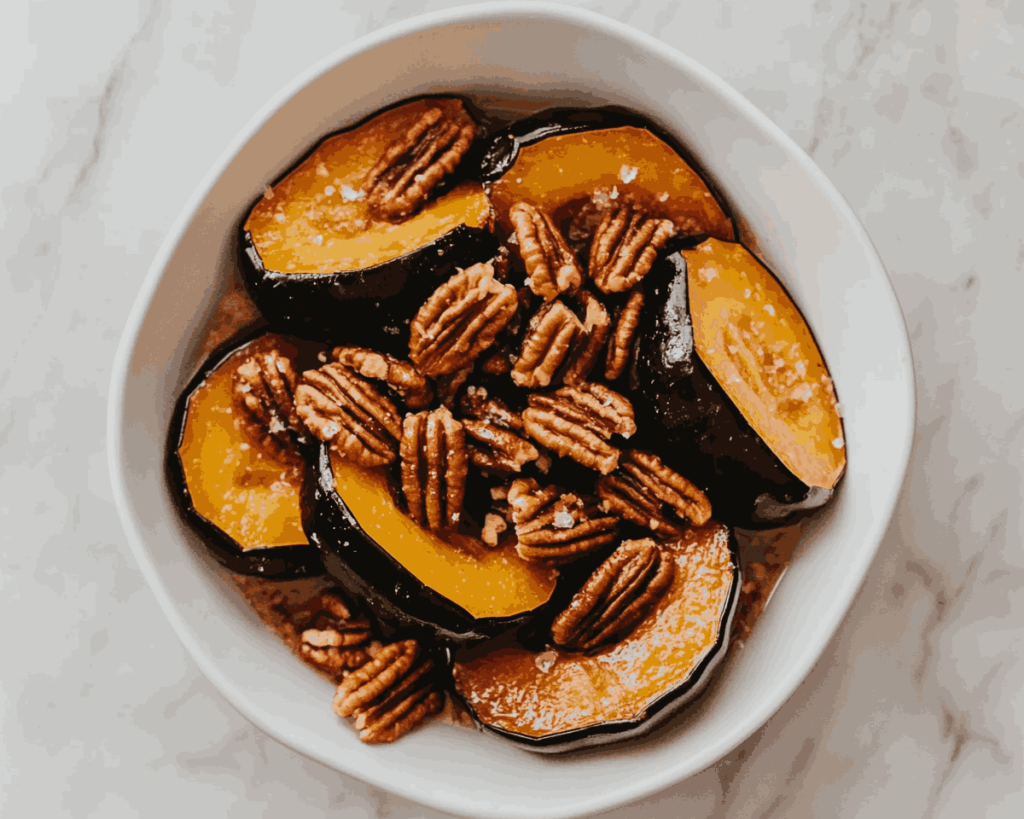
xmin=409 ymin=263 xmax=518 ymax=378
xmin=333 ymin=640 xmax=443 ymax=744
xmin=604 ymin=287 xmax=645 ymax=380
xmin=521 ymin=383 xmax=635 ymax=474
xmin=365 ymin=102 xmax=476 ymax=221
xmin=509 ymin=201 xmax=582 ymax=301
xmin=481 ymin=512 xmax=508 ymax=547
xmin=460 ymin=388 xmax=538 ymax=474
xmin=551 ymin=538 xmax=674 ymax=651
xmin=596 ymin=450 xmax=712 ymax=537
xmin=400 ymin=406 xmax=468 ymax=530
xmin=589 ymin=202 xmax=676 ymax=293
xmin=296 ymin=363 xmax=402 ymax=466
xmin=232 ymin=346 xmax=305 ymax=455
xmin=507 ymin=478 xmax=619 ymax=564
xmin=330 ymin=346 xmax=433 ymax=409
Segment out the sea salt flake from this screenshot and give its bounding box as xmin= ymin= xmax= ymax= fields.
xmin=274 ymin=212 xmax=286 ymax=223
xmin=341 ymin=185 xmax=364 ymax=201
xmin=763 ymin=303 xmax=776 ymax=317
xmin=832 ymin=437 xmax=845 ymax=449
xmin=324 ymin=185 xmax=335 ymax=196
xmin=313 ymin=234 xmax=323 ymax=245
xmin=553 ymin=511 xmax=576 ymax=529
xmin=619 ymin=164 xmax=639 ymax=184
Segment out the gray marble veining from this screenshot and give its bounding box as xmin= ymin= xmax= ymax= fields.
xmin=2 ymin=0 xmax=1023 ymax=815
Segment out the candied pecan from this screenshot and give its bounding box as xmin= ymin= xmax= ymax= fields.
xmin=521 ymin=383 xmax=635 ymax=475
xmin=589 ymin=202 xmax=676 ymax=293
xmin=460 ymin=388 xmax=538 ymax=474
xmin=330 ymin=346 xmax=432 ymax=409
xmin=298 ymin=621 xmax=373 ymax=678
xmin=481 ymin=512 xmax=508 ymax=547
xmin=400 ymin=406 xmax=468 ymax=530
xmin=296 ymin=363 xmax=402 ymax=466
xmin=509 ymin=201 xmax=582 ymax=301
xmin=551 ymin=538 xmax=674 ymax=651
xmin=507 ymin=478 xmax=619 ymax=564
xmin=511 ymin=300 xmax=584 ymax=389
xmin=562 ymin=289 xmax=610 ymax=386
xmin=409 ymin=263 xmax=518 ymax=378
xmin=232 ymin=346 xmax=305 ymax=454
xmin=596 ymin=450 xmax=712 ymax=537
xmin=604 ymin=287 xmax=645 ymax=380
xmin=333 ymin=640 xmax=443 ymax=744
xmin=365 ymin=102 xmax=476 ymax=221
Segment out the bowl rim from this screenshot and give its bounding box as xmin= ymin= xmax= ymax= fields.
xmin=107 ymin=2 xmax=916 ymax=816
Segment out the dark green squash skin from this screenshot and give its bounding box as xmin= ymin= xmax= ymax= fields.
xmin=166 ymin=327 xmax=326 ymax=579
xmin=450 ymin=527 xmax=740 ymax=753
xmin=305 ymin=443 xmax=562 ymax=647
xmin=631 ymin=251 xmax=839 ymax=529
xmin=241 ymin=225 xmax=499 ymax=355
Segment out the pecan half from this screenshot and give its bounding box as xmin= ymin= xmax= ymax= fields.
xmin=551 ymin=538 xmax=675 ymax=651
xmin=330 ymin=346 xmax=433 ymax=409
xmin=509 ymin=201 xmax=582 ymax=301
xmin=604 ymin=287 xmax=645 ymax=380
xmin=409 ymin=263 xmax=518 ymax=378
xmin=460 ymin=388 xmax=538 ymax=474
xmin=511 ymin=300 xmax=584 ymax=389
xmin=563 ymin=289 xmax=610 ymax=386
xmin=508 ymin=478 xmax=619 ymax=564
xmin=333 ymin=640 xmax=443 ymax=744
xmin=296 ymin=363 xmax=402 ymax=466
xmin=521 ymin=383 xmax=636 ymax=475
xmin=597 ymin=449 xmax=712 ymax=537
xmin=232 ymin=346 xmax=305 ymax=455
xmin=400 ymin=406 xmax=468 ymax=530
xmin=365 ymin=102 xmax=476 ymax=221
xmin=589 ymin=202 xmax=676 ymax=293
xmin=293 ymin=589 xmax=373 ymax=679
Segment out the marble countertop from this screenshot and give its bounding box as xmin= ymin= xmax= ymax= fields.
xmin=3 ymin=0 xmax=1022 ymax=815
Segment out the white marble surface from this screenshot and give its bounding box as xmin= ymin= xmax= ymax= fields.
xmin=2 ymin=0 xmax=1022 ymax=815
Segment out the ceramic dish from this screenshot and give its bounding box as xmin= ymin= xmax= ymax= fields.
xmin=107 ymin=3 xmax=915 ymax=817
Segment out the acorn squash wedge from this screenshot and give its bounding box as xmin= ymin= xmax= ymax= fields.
xmin=632 ymin=239 xmax=846 ymax=527
xmin=242 ymin=96 xmax=498 ymax=352
xmin=306 ymin=444 xmax=560 ymax=646
xmin=479 ymin=108 xmax=734 ymax=243
xmin=451 ymin=521 xmax=739 ymax=752
xmin=168 ymin=330 xmax=325 ymax=577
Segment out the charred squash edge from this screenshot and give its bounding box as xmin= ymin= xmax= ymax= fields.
xmin=239 ymin=94 xmax=499 ymax=348
xmin=166 ymin=326 xmax=326 ymax=579
xmin=449 ymin=525 xmax=741 ymax=753
xmin=305 ymin=443 xmax=563 ymax=647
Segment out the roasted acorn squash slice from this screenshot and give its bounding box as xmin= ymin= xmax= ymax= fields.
xmin=306 ymin=445 xmax=560 ymax=646
xmin=633 ymin=239 xmax=846 ymax=527
xmin=451 ymin=521 xmax=739 ymax=752
xmin=480 ymin=108 xmax=734 ymax=242
xmin=168 ymin=331 xmax=325 ymax=577
xmin=242 ymin=97 xmax=497 ymax=351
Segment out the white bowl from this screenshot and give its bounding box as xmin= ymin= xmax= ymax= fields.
xmin=108 ymin=3 xmax=915 ymax=817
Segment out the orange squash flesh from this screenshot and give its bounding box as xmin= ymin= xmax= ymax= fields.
xmin=487 ymin=126 xmax=734 ymax=240
xmin=684 ymin=239 xmax=845 ymax=491
xmin=245 ymin=98 xmax=493 ymax=275
xmin=452 ymin=523 xmax=735 ymax=738
xmin=329 ymin=451 xmax=558 ymax=620
xmin=178 ymin=335 xmax=307 ymax=551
